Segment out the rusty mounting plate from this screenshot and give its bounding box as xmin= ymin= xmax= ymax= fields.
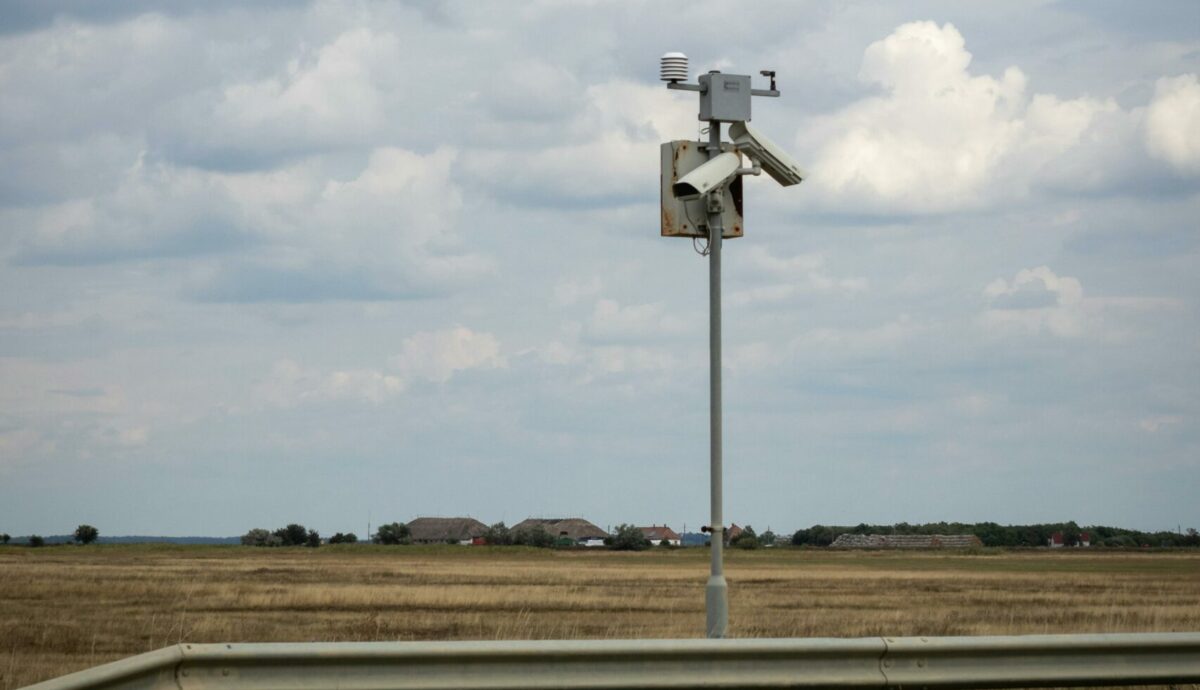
xmin=660 ymin=140 xmax=743 ymax=239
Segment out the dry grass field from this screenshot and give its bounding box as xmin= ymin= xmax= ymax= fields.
xmin=2 ymin=544 xmax=1199 ymax=688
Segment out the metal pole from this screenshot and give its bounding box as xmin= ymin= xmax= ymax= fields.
xmin=705 ymin=119 xmax=728 ymax=639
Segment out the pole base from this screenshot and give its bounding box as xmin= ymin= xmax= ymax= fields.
xmin=706 ymin=575 xmax=728 ymax=638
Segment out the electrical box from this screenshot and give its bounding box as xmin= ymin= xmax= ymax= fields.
xmin=699 ymin=73 xmax=751 ymax=123
xmin=660 ymin=140 xmax=743 ymax=239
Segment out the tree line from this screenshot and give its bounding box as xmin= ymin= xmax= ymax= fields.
xmin=0 ymin=525 xmax=99 ymax=547
xmin=6 ymin=521 xmax=1195 ymax=549
xmin=236 ymin=521 xmax=770 ymax=551
xmin=790 ymin=521 xmax=1200 ymax=548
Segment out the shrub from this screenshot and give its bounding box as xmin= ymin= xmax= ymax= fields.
xmin=328 ymin=532 xmax=358 ymax=544
xmin=241 ymin=528 xmax=281 ymax=547
xmin=512 ymin=525 xmax=556 ymax=548
xmin=483 ymin=522 xmax=512 ymax=546
xmin=29 ymin=535 xmax=44 ymax=547
xmin=733 ymin=526 xmax=759 ymax=550
xmin=609 ymin=524 xmax=650 ymax=551
xmin=274 ymin=523 xmax=310 ymax=547
xmin=373 ymin=522 xmax=411 ymax=545
xmin=305 ymin=530 xmax=321 ymax=548
xmin=792 ymin=525 xmax=835 ymax=547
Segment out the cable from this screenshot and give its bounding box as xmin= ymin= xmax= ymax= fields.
xmin=693 ymin=236 xmax=710 ymax=256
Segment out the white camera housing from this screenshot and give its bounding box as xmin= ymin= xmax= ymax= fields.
xmin=729 ymin=121 xmax=805 ymax=187
xmin=672 ymin=151 xmax=742 ymax=199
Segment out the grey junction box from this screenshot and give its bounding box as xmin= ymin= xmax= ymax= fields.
xmin=699 ymin=73 xmax=751 ymax=123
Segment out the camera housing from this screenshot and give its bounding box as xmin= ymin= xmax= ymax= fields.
xmin=728 ymin=121 xmax=805 ymax=187
xmin=672 ymin=151 xmax=741 ymax=199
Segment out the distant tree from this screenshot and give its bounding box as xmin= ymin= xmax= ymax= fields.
xmin=329 ymin=532 xmax=358 ymax=544
xmin=759 ymin=530 xmax=777 ymax=548
xmin=1186 ymin=528 xmax=1200 ymax=548
xmin=305 ymin=529 xmax=321 ymax=548
xmin=809 ymin=525 xmax=836 ymax=547
xmin=273 ymin=523 xmax=310 ymax=547
xmin=1 ymin=533 xmax=9 ymax=545
xmin=793 ymin=525 xmax=836 ymax=547
xmin=513 ymin=525 xmax=556 ymax=548
xmin=609 ymin=524 xmax=650 ymax=551
xmin=734 ymin=525 xmax=759 ymax=549
xmin=483 ymin=522 xmax=512 ymax=546
xmin=29 ymin=535 xmax=44 ymax=547
xmin=373 ymin=522 xmax=411 ymax=545
xmin=241 ymin=528 xmax=281 ymax=547
xmin=74 ymin=524 xmax=99 ymax=545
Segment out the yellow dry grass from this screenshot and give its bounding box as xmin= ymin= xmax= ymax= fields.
xmin=2 ymin=545 xmax=1199 ymax=688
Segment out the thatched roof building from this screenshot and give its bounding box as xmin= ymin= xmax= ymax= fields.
xmin=513 ymin=517 xmax=607 ymax=541
xmin=406 ymin=517 xmax=488 ymax=544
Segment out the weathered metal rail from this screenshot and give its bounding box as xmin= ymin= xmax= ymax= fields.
xmin=24 ymin=633 xmax=1200 ymax=690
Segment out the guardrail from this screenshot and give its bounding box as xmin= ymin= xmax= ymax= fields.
xmin=24 ymin=633 xmax=1200 ymax=690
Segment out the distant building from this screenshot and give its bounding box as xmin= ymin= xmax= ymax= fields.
xmin=1048 ymin=531 xmax=1091 ymax=548
xmin=514 ymin=517 xmax=608 ymax=546
xmin=830 ymin=534 xmax=983 ymax=549
xmin=725 ymin=524 xmax=744 ymax=546
xmin=406 ymin=517 xmax=488 ymax=545
xmin=638 ymin=525 xmax=681 ymax=546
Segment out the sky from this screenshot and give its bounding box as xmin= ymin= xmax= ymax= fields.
xmin=0 ymin=1 xmax=1197 ymax=538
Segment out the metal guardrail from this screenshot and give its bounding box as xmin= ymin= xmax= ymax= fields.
xmin=24 ymin=633 xmax=1200 ymax=690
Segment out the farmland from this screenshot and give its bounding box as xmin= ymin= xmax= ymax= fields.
xmin=2 ymin=545 xmax=1199 ymax=688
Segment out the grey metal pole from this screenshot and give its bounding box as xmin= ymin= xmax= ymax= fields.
xmin=705 ymin=120 xmax=728 ymax=639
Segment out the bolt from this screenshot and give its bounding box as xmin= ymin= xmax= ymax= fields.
xmin=918 ymin=658 xmax=926 ymax=668
xmin=222 ymin=668 xmax=230 ymax=677
xmin=181 ymin=670 xmax=189 ymax=677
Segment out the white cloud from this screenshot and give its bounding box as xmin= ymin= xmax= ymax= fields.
xmin=459 ymin=80 xmax=695 ymax=205
xmin=585 ymin=298 xmax=689 ymax=343
xmin=10 ymin=153 xmax=244 ymax=263
xmin=553 ymin=276 xmax=603 ymax=306
xmin=1145 ymin=74 xmax=1200 ymax=174
xmin=261 ymin=359 xmax=405 ymax=406
xmin=790 ymin=314 xmax=924 ymax=355
xmin=802 ymin=21 xmax=1126 ymax=213
xmin=207 ymin=28 xmax=400 ymax=156
xmin=729 ymin=247 xmax=868 ymax=307
xmin=980 ymin=266 xmax=1085 ymax=337
xmin=389 ymin=327 xmax=505 ymax=384
xmin=1139 ymin=415 xmax=1182 ymax=433
xmin=586 ymin=345 xmax=678 ymax=376
xmin=11 ymin=143 xmax=493 ymax=299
